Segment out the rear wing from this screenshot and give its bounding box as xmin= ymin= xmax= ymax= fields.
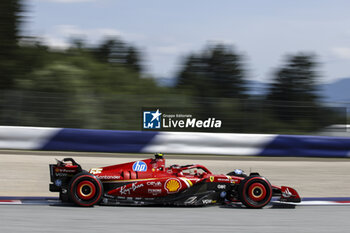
xmin=49 ymin=158 xmax=82 ymax=192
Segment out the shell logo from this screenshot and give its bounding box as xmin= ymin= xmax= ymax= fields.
xmin=165 ymin=179 xmax=182 ymax=193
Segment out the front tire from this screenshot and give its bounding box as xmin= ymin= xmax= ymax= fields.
xmin=238 ymin=176 xmax=272 ymax=208
xmin=69 ymin=172 xmax=103 ymax=207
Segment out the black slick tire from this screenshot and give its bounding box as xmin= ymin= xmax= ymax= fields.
xmin=69 ymin=172 xmax=103 ymax=207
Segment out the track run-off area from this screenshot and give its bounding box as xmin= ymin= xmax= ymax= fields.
xmin=1 ymin=150 xmax=350 ymax=197
xmin=1 ymin=150 xmax=350 ymax=232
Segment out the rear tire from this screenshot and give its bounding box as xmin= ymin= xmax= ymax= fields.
xmin=238 ymin=176 xmax=272 ymax=208
xmin=69 ymin=172 xmax=103 ymax=207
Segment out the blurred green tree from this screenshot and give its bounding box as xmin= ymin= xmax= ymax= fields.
xmin=12 ymin=45 xmax=170 ymax=129
xmin=0 ymin=0 xmax=24 ymax=89
xmin=125 ymin=46 xmax=142 ymax=73
xmin=267 ymin=54 xmax=319 ymax=104
xmin=175 ymin=44 xmax=248 ymax=133
xmin=176 ymin=44 xmax=246 ymax=98
xmin=266 ymin=54 xmax=323 ymax=128
xmin=92 ymin=38 xmax=142 ymax=72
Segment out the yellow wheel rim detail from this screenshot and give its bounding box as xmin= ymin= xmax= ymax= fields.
xmin=251 ymin=186 xmax=263 ymax=198
xmin=79 ymin=184 xmax=93 ymax=197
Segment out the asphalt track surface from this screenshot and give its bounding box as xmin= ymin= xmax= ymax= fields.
xmin=0 ymin=205 xmax=349 ymax=233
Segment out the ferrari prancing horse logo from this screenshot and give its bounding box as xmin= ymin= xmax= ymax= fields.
xmin=164 ymin=178 xmax=182 ymax=193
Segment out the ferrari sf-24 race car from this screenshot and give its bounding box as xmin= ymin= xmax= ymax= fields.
xmin=49 ymin=153 xmax=300 ymax=208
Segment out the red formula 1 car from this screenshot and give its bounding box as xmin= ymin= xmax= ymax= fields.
xmin=49 ymin=153 xmax=300 ymax=208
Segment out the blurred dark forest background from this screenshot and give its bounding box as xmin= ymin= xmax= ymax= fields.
xmin=0 ymin=0 xmax=346 ymax=134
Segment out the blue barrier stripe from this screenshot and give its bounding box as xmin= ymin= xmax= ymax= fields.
xmin=259 ymin=135 xmax=350 ymax=158
xmin=2 ymin=126 xmax=347 ymax=157
xmin=41 ymin=128 xmax=159 ymax=153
